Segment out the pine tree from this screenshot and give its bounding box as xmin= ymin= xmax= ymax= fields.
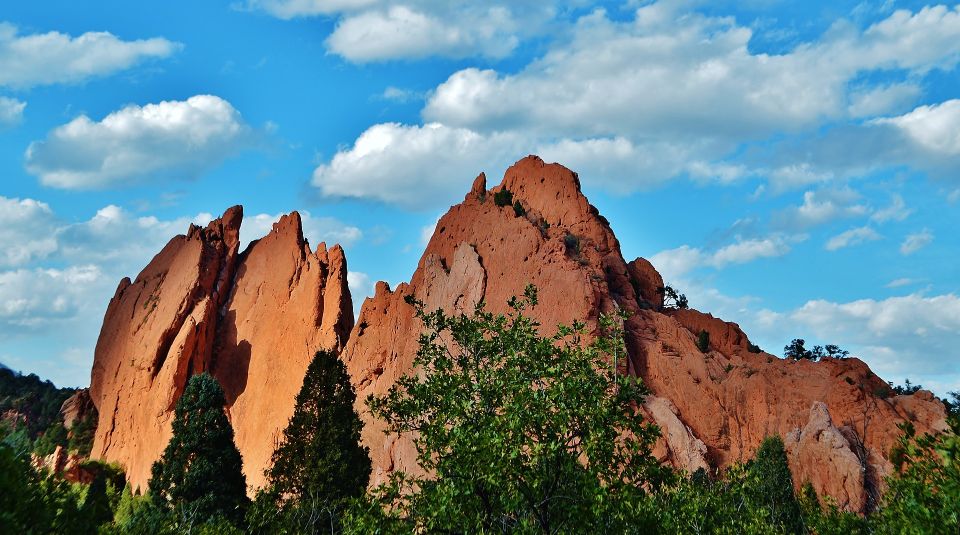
xmin=747 ymin=436 xmax=804 ymax=533
xmin=148 ymin=373 xmax=248 ymax=525
xmin=267 ymin=350 xmax=371 ymax=506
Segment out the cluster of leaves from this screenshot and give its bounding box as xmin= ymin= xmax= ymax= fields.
xmin=493 ymin=188 xmax=514 ymax=207
xmin=658 ymin=285 xmax=689 ymax=310
xmin=783 ymin=339 xmax=850 ymax=361
xmin=6 ymin=290 xmax=960 ymax=534
xmin=348 ymin=287 xmax=670 ymax=532
xmin=696 ymin=330 xmax=710 ymax=353
xmin=0 ymin=365 xmax=98 ymax=459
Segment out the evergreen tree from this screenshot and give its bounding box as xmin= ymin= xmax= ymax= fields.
xmin=148 ymin=373 xmax=248 ymax=525
xmin=264 ymin=350 xmax=370 ymax=513
xmin=80 ymin=472 xmax=114 ymax=532
xmin=747 ymin=436 xmax=804 ymax=533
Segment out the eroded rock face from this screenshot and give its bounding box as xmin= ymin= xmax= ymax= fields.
xmin=89 ymin=207 xmax=353 ymax=492
xmin=61 ymin=388 xmax=95 ymax=430
xmin=343 ymin=155 xmax=948 ymax=511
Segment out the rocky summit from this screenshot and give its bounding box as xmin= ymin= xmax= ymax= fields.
xmin=89 ymin=156 xmax=947 ymax=510
xmin=89 ymin=206 xmax=353 ymax=491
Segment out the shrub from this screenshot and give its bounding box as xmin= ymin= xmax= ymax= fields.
xmin=563 ymin=232 xmax=581 ymax=255
xmin=697 ymin=331 xmax=710 ymax=353
xmin=658 ymin=285 xmax=689 ymax=310
xmin=493 ymin=188 xmax=513 ymax=207
xmin=512 ymin=199 xmax=526 ymax=217
xmin=747 ymin=343 xmax=762 ymax=354
xmin=351 ymin=286 xmax=669 ymax=532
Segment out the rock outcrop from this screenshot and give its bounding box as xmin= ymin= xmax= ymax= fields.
xmin=342 ymin=156 xmax=948 ymax=511
xmin=90 ymin=156 xmax=947 ymax=511
xmin=60 ymin=388 xmax=95 ymax=430
xmin=89 ymin=207 xmax=353 ymax=492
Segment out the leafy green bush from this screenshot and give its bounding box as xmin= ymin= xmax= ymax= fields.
xmin=493 ymin=188 xmax=513 ymax=207
xmin=697 ymin=330 xmax=710 ymax=353
xmin=512 ymin=199 xmax=526 ymax=217
xmin=348 ymin=286 xmax=669 ymax=532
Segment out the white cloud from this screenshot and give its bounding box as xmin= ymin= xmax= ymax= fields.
xmin=381 ymin=86 xmax=421 ymax=103
xmin=312 ymin=122 xmax=521 ymax=209
xmin=313 ymin=3 xmax=960 ymax=205
xmin=774 ymin=188 xmax=868 ymax=229
xmin=650 ymin=234 xmax=797 ymax=279
xmin=710 ymin=236 xmax=794 ymax=268
xmin=25 ymin=95 xmax=253 ymax=189
xmin=243 ymin=0 xmax=374 ymax=19
xmin=249 ymin=1 xmax=560 ymax=62
xmin=900 ymin=228 xmax=933 ymax=255
xmin=825 ymin=226 xmax=881 ymax=251
xmin=423 ymin=5 xmax=960 ymax=137
xmin=0 ymin=96 xmax=24 ymax=126
xmin=0 ymin=22 xmax=180 ymax=88
xmin=871 ymin=193 xmax=911 ymax=223
xmin=0 ymin=265 xmax=106 ymax=330
xmin=0 ymin=196 xmax=58 ymax=266
xmin=239 ymin=211 xmax=362 ymax=250
xmin=886 ymin=278 xmax=916 ymax=288
xmin=787 ymin=293 xmax=960 ymax=390
xmin=875 ymin=99 xmax=960 ymax=156
xmin=327 ymin=5 xmax=520 ymax=62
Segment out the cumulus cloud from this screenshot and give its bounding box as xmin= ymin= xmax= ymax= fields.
xmin=773 ymin=188 xmax=868 ymax=230
xmin=243 ymin=0 xmax=374 ymax=19
xmin=0 ymin=96 xmax=24 ymax=126
xmin=900 ymin=229 xmax=934 ymax=255
xmin=312 ymin=122 xmax=521 ymax=209
xmin=0 ymin=22 xmax=180 ymax=88
xmin=875 ymin=99 xmax=960 ymax=156
xmin=0 ymin=196 xmax=58 ymax=266
xmin=650 ymin=234 xmax=797 ymax=281
xmin=327 ymin=5 xmax=522 ymax=62
xmin=312 ymin=3 xmax=960 ymax=206
xmin=0 ymin=265 xmax=106 ymax=330
xmin=248 ymin=1 xmax=559 ymax=61
xmin=424 ymin=5 xmax=960 ymax=137
xmin=825 ymin=226 xmax=882 ymax=251
xmin=787 ymin=293 xmax=960 ymax=392
xmin=25 ymin=95 xmax=253 ymax=189
xmin=239 ymin=211 xmax=362 ymax=250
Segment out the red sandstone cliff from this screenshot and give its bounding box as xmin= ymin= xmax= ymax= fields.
xmin=89 ymin=207 xmax=353 ymax=492
xmin=342 ymin=156 xmax=948 ymax=512
xmin=89 ymin=156 xmax=947 ymax=511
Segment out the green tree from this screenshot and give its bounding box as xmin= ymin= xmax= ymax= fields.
xmin=784 ymin=338 xmax=811 ymax=360
xmin=658 ymin=285 xmax=689 ymax=310
xmin=80 ymin=472 xmax=115 ymax=532
xmin=346 ymin=286 xmax=668 ymax=533
xmin=148 ymin=373 xmax=248 ymax=526
xmin=870 ymin=418 xmax=959 ymax=534
xmin=747 ymin=436 xmax=804 ymax=533
xmin=253 ymin=350 xmax=371 ymax=533
xmin=696 ymin=330 xmax=710 ymax=353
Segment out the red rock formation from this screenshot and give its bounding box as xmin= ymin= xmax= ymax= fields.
xmin=89 ymin=207 xmax=353 ymax=492
xmin=342 ymin=155 xmax=948 ymax=511
xmin=60 ymin=388 xmax=95 ymax=429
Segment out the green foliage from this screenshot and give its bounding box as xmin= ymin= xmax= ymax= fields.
xmin=253 ymin=350 xmax=371 ymax=533
xmin=0 ymin=365 xmax=77 ymax=444
xmin=513 ymin=199 xmax=526 ymax=217
xmin=748 ymin=343 xmax=762 ymax=353
xmin=148 ymin=373 xmax=248 ymax=527
xmin=748 ymin=436 xmax=804 ymax=533
xmin=81 ymin=472 xmax=115 ymax=531
xmin=697 ymin=330 xmax=710 ymax=353
xmin=784 ymin=339 xmax=849 ymax=361
xmin=870 ymin=418 xmax=959 ymax=534
xmin=350 ymin=286 xmax=669 ymax=532
xmin=0 ymin=441 xmax=90 ymax=534
xmin=658 ymin=285 xmax=689 ymax=310
xmin=33 ymin=421 xmax=68 ymax=457
xmin=563 ymin=231 xmax=581 ymax=256
xmin=68 ymin=408 xmax=98 ymax=457
xmin=493 ymin=188 xmax=514 ymax=207
xmin=888 ymin=378 xmax=922 ymax=395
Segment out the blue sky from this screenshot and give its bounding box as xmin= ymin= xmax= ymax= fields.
xmin=0 ymin=0 xmax=957 ymax=395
